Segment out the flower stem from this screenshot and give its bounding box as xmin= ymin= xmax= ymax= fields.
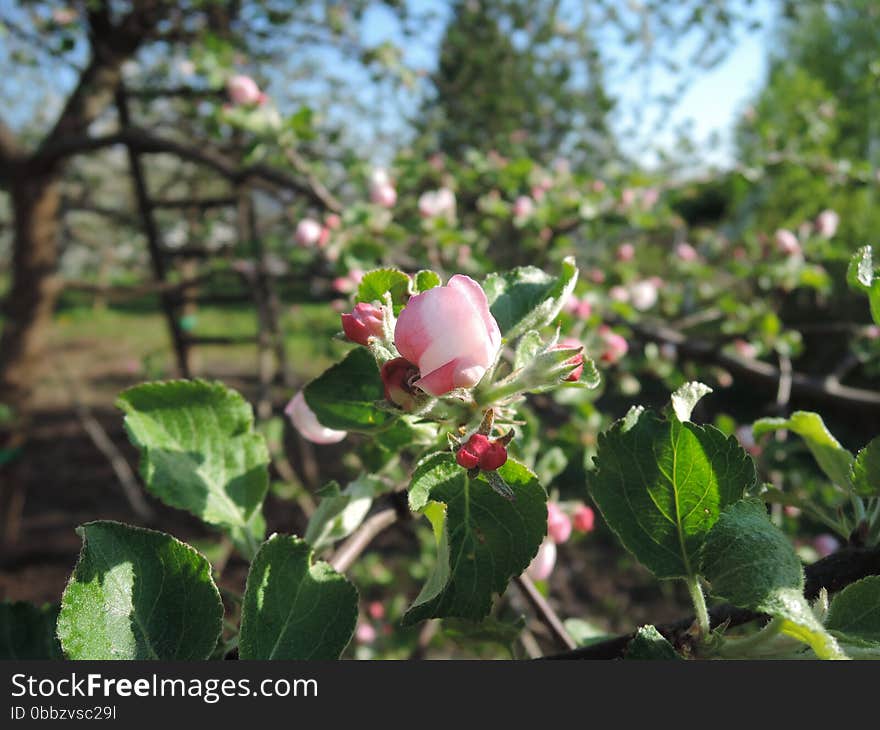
xmin=686 ymin=575 xmax=711 ymax=637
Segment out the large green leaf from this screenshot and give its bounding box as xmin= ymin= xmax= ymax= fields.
xmin=825 ymin=576 xmax=880 ymax=646
xmin=589 ymin=409 xmax=755 ymax=579
xmin=57 ymin=521 xmax=223 ymax=660
xmin=403 ymin=453 xmax=547 ymax=625
xmin=699 ymin=499 xmax=845 ymax=659
xmin=304 ymin=348 xmax=395 ymax=432
xmin=239 ymin=535 xmax=357 ymax=659
xmin=0 ymin=602 xmax=63 ymax=659
xmin=851 ymin=437 xmax=880 ymax=497
xmin=753 ymin=412 xmax=854 ymax=490
xmin=117 ymin=380 xmax=268 ymax=546
xmin=304 ymin=475 xmax=383 ymax=552
xmin=482 ymin=256 xmax=578 ymax=338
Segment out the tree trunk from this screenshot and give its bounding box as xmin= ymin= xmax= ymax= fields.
xmin=0 ymin=172 xmax=63 ymax=417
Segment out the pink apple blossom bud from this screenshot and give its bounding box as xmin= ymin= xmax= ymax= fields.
xmin=547 ymin=502 xmax=572 ymax=544
xmin=574 ymin=298 xmax=592 ymax=319
xmin=370 ymin=182 xmax=397 ymax=208
xmin=531 ymin=186 xmax=546 ymax=202
xmin=783 ymin=505 xmax=801 ymax=518
xmin=367 ymin=602 xmax=385 ymax=620
xmin=295 ymin=218 xmax=323 ymax=247
xmin=598 ymin=325 xmax=628 ymax=364
xmin=341 ymin=303 xmax=385 ymax=346
xmin=513 ymin=195 xmax=535 ymax=219
xmin=774 ymin=228 xmax=801 ymax=255
xmin=226 ymin=74 xmax=263 ymax=106
xmin=630 ymin=280 xmax=658 ymax=311
xmin=735 ymin=425 xmax=761 ymax=457
xmin=589 ymin=268 xmax=606 ymax=284
xmin=617 ymin=243 xmax=635 ymax=261
xmin=815 ymin=209 xmax=839 ymax=238
xmin=550 ymin=337 xmax=584 ymax=382
xmin=813 ymin=534 xmax=840 ymax=558
xmin=590 ymin=180 xmax=606 ymax=193
xmin=621 ymin=188 xmax=636 ymax=207
xmin=609 ymin=285 xmax=630 ymax=303
xmin=394 ymin=275 xmax=501 ymax=396
xmin=865 ymin=325 xmax=880 ymax=340
xmin=418 ymin=188 xmax=456 ymax=219
xmin=526 ymin=539 xmax=556 ymax=581
xmin=285 ymin=391 xmax=347 ymax=444
xmin=456 ymin=245 xmax=472 ymax=267
xmin=572 ymin=504 xmax=595 ymax=533
xmin=641 ymin=187 xmax=660 ymax=209
xmin=733 ymin=339 xmax=758 ymax=359
xmin=380 ymin=357 xmax=421 ymax=411
xmin=325 ymin=213 xmax=342 ymax=230
xmin=676 ymin=242 xmax=698 ymax=262
xmin=355 ymin=621 xmax=376 ymax=644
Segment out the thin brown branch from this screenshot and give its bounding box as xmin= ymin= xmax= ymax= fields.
xmin=513 ymin=574 xmax=577 ymax=651
xmin=544 ymin=545 xmax=880 ymax=659
xmin=329 ymin=508 xmax=399 ymax=574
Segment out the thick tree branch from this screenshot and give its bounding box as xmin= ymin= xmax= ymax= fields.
xmin=34 ymin=127 xmax=337 ymax=211
xmin=544 ymin=545 xmax=880 ymax=659
xmin=623 ymin=318 xmax=880 ymax=411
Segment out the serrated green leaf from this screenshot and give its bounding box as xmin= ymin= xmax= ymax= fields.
xmin=304 ymin=475 xmax=383 ymax=551
xmin=414 ymin=269 xmax=442 ymax=292
xmin=356 ymin=268 xmax=411 ymax=307
xmin=826 ymin=576 xmax=880 ymax=646
xmin=625 ymin=625 xmax=681 ymax=660
xmin=304 ymin=348 xmax=396 ymax=432
xmin=699 ymin=499 xmax=845 ymax=659
xmin=57 ymin=521 xmax=223 ymax=660
xmin=670 ymin=381 xmax=713 ymax=422
xmin=0 ymin=602 xmax=63 ymax=659
xmin=483 ymin=256 xmax=578 ymax=338
xmin=753 ymin=411 xmax=854 ymax=490
xmin=239 ymin=535 xmax=357 ymax=659
xmin=851 ymin=437 xmax=880 ymax=497
xmin=403 ymin=453 xmax=547 ymax=624
xmin=590 ymin=410 xmax=755 ymax=579
xmin=117 ymin=380 xmax=268 ymax=544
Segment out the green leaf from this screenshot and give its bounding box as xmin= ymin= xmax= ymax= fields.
xmin=589 ymin=409 xmax=755 ymax=579
xmin=847 ymin=246 xmax=874 ymax=293
xmin=670 ymin=381 xmax=713 ymax=422
xmin=625 ymin=625 xmax=681 ymax=660
xmin=563 ymin=618 xmax=614 ymax=647
xmin=57 ymin=521 xmax=223 ymax=660
xmin=699 ymin=499 xmax=845 ymax=659
xmin=483 ymin=256 xmax=578 ymax=338
xmin=0 ymin=602 xmax=63 ymax=659
xmin=304 ymin=475 xmax=383 ymax=551
xmin=117 ymin=380 xmax=268 ymax=544
xmin=414 ymin=269 xmax=442 ymax=293
xmin=826 ymin=576 xmax=880 ymax=645
xmin=356 ymin=268 xmax=411 ymax=307
xmin=513 ymin=330 xmax=544 ymax=371
xmin=239 ymin=535 xmax=357 ymax=659
xmin=851 ymin=437 xmax=880 ymax=497
xmin=403 ymin=453 xmax=547 ymax=625
xmin=753 ymin=412 xmax=854 ymax=489
xmin=304 ymin=348 xmax=396 ymax=432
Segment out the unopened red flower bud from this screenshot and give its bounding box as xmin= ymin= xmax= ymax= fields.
xmin=572 ymin=504 xmax=595 ymax=533
xmin=550 ymin=337 xmax=584 ymax=381
xmin=367 ymin=601 xmax=385 ymax=620
xmin=380 ymin=357 xmax=421 ymax=411
xmin=598 ymin=325 xmax=628 ymax=364
xmin=341 ymin=302 xmax=385 ymax=346
xmin=456 ymin=433 xmax=508 ymax=471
